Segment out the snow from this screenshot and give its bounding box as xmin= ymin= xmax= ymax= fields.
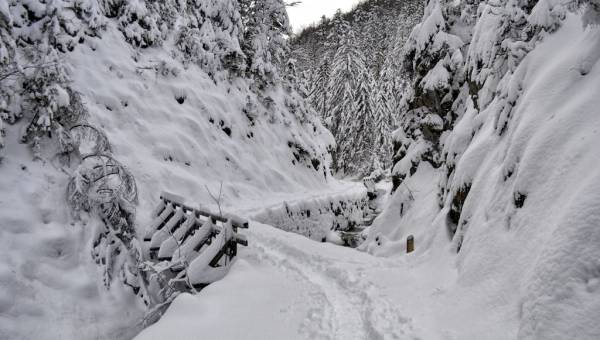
xmin=420 ymin=61 xmax=450 ymax=90
xmin=52 ymin=84 xmax=70 ymax=107
xmin=136 ymin=221 xmax=417 ymax=340
xmin=137 ymin=18 xmax=600 ymax=336
xmin=369 ymin=12 xmax=600 ymax=340
xmin=251 ymin=182 xmax=367 ymax=241
xmin=2 ymin=2 xmax=600 ymax=340
xmin=186 ymin=221 xmax=234 ymax=285
xmin=0 ymin=126 xmax=145 ymax=340
xmin=102 ymin=6 xmax=600 ymax=340
xmin=0 ymin=3 xmax=337 ymax=339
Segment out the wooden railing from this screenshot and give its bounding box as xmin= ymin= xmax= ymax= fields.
xmin=143 ymin=192 xmax=248 ymax=289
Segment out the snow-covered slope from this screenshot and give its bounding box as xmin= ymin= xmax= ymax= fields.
xmin=66 ymin=21 xmax=335 ymax=225
xmin=0 ymin=126 xmax=145 ymax=340
xmin=365 ymin=2 xmax=600 ymax=338
xmin=0 ymin=2 xmax=337 ymax=339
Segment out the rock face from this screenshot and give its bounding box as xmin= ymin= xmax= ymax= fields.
xmin=366 ymin=0 xmax=600 ymax=338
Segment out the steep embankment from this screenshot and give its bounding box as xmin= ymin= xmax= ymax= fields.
xmin=0 ymin=2 xmax=336 ymax=339
xmin=365 ymin=1 xmax=600 ymax=338
xmin=65 ymin=21 xmax=336 ymax=226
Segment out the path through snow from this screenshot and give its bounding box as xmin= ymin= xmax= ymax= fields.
xmin=136 ymin=220 xmax=418 ymax=340
xmin=135 ymin=181 xmax=510 ymax=340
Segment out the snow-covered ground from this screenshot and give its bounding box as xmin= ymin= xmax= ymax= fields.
xmin=135 ymin=214 xmax=495 ymax=340
xmin=0 ymin=5 xmax=338 ymax=340
xmin=0 ymin=125 xmax=145 ymax=340
xmin=139 ymin=12 xmax=600 ymax=340
xmin=134 ymin=166 xmax=512 ymax=340
xmin=2 ymin=2 xmax=600 ymax=340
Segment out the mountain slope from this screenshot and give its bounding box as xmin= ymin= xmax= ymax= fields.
xmin=0 ymin=1 xmax=337 ymax=339
xmin=364 ymin=1 xmax=600 ymax=338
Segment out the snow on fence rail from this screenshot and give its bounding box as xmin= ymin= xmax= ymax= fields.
xmin=140 ymin=192 xmax=248 ymax=290
xmin=252 ymin=189 xmax=370 ymax=245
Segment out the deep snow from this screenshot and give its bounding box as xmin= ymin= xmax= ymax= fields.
xmin=1 ymin=3 xmax=600 ymax=340
xmin=139 ymin=11 xmax=600 ymax=340
xmin=0 ymin=8 xmax=338 ymax=340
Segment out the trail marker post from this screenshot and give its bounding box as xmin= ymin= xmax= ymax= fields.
xmin=407 ymin=235 xmax=414 ymax=253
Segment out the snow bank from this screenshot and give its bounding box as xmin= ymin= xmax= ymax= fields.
xmin=66 ymin=24 xmax=335 ymax=232
xmin=371 ymin=11 xmax=600 ymax=339
xmin=252 ymin=183 xmax=368 ymax=242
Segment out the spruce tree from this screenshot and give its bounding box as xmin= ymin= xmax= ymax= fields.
xmin=328 ymin=26 xmax=373 ymax=175
xmin=175 ymin=0 xmax=245 ymax=78
xmin=241 ymin=0 xmax=291 ymax=87
xmin=308 ymin=59 xmax=331 ymax=121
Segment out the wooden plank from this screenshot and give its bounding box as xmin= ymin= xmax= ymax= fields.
xmin=160 ymin=195 xmax=249 ymax=230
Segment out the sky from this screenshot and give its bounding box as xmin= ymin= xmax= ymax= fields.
xmin=287 ymin=0 xmax=363 ymax=32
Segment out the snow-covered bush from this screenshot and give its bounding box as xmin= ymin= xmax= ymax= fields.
xmin=67 ymin=152 xmax=142 ymax=298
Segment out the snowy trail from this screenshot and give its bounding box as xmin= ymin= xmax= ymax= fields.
xmin=249 ymin=227 xmax=412 ymax=340
xmin=136 ymin=215 xmax=422 ymax=340
xmin=135 ymin=180 xmax=468 ymax=340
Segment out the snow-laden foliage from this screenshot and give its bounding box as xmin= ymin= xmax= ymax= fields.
xmin=174 ymin=0 xmax=245 ymax=78
xmin=291 ymin=0 xmax=424 ymax=175
xmin=241 ymin=0 xmax=291 ymax=87
xmin=326 ymin=26 xmax=377 ymax=175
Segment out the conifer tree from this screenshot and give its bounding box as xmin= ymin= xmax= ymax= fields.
xmin=175 ymin=0 xmax=245 ymax=77
xmin=328 ymin=26 xmax=374 ymax=174
xmin=240 ymin=0 xmax=291 ymax=87
xmin=308 ymin=59 xmax=331 ymax=121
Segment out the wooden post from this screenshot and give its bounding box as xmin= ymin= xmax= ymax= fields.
xmin=407 ymin=235 xmax=414 ymax=253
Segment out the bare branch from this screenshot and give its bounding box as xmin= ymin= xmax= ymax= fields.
xmin=205 ymin=181 xmax=224 ymax=217
xmin=0 ymin=62 xmax=58 ymax=82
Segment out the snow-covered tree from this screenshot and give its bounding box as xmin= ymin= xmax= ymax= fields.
xmin=308 ymin=59 xmax=331 ymax=120
xmin=175 ymin=0 xmax=245 ymax=78
xmin=240 ymin=0 xmax=291 ymax=87
xmin=327 ymin=26 xmax=376 ymax=175
xmin=291 ymin=0 xmax=425 ymax=177
xmin=339 ymin=65 xmax=377 ymax=175
xmin=391 ymin=0 xmax=465 ymax=191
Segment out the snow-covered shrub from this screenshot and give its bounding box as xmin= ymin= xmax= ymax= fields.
xmin=113 ymin=0 xmax=163 ymax=48
xmin=0 ymin=1 xmax=106 ymax=152
xmin=10 ymin=0 xmax=106 ymax=52
xmin=20 ymin=60 xmax=81 ymax=142
xmin=67 ymin=154 xmax=138 ymax=225
xmin=67 ymin=153 xmax=143 ymax=299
